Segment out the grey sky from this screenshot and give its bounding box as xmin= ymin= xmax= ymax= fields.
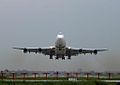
xmin=0 ymin=0 xmax=120 ymax=72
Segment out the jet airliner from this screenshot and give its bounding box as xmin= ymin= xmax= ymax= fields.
xmin=13 ymin=32 xmax=108 ymax=60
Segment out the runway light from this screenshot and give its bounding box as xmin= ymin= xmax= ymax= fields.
xmin=21 ymin=73 xmax=27 ymax=80
xmin=1 ymin=71 xmax=5 ymax=80
xmin=11 ymin=72 xmax=16 ymax=80
xmin=32 ymin=73 xmax=38 ymax=79
xmin=95 ymin=72 xmax=101 ymax=79
xmin=65 ymin=72 xmax=71 ymax=79
xmin=43 ymin=72 xmax=49 ymax=80
xmin=73 ymin=72 xmax=80 ymax=78
xmin=54 ymin=71 xmax=60 ymax=80
xmin=85 ymin=73 xmax=90 ymax=80
xmin=108 ymin=72 xmax=113 ymax=80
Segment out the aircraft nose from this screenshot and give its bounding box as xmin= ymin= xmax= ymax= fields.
xmin=57 ymin=32 xmax=64 ymax=38
xmin=57 ymin=34 xmax=64 ymax=38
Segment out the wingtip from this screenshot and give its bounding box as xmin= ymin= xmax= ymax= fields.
xmin=102 ymin=48 xmax=109 ymax=51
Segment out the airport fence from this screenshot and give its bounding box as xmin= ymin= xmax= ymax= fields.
xmin=0 ymin=71 xmax=120 ymax=80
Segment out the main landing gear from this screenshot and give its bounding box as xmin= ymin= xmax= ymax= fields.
xmin=55 ymin=55 xmax=65 ymax=60
xmin=49 ymin=55 xmax=53 ymax=59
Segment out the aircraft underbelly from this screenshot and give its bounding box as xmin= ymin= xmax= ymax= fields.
xmin=55 ymin=48 xmax=66 ymax=56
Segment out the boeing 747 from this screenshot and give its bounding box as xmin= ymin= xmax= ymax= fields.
xmin=13 ymin=32 xmax=108 ymax=60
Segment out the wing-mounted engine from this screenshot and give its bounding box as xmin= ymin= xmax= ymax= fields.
xmin=23 ymin=48 xmax=42 ymax=54
xmin=78 ymin=49 xmax=98 ymax=55
xmin=93 ymin=50 xmax=98 ymax=55
xmin=79 ymin=49 xmax=87 ymax=55
xmin=49 ymin=48 xmax=55 ymax=59
xmin=38 ymin=48 xmax=42 ymax=53
xmin=66 ymin=47 xmax=72 ymax=59
xmin=79 ymin=49 xmax=82 ymax=54
xmin=22 ymin=48 xmax=42 ymax=54
xmin=23 ymin=48 xmax=28 ymax=53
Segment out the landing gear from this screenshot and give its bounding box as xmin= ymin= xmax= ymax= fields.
xmin=55 ymin=56 xmax=59 ymax=60
xmin=67 ymin=55 xmax=71 ymax=59
xmin=62 ymin=57 xmax=65 ymax=60
xmin=55 ymin=54 xmax=65 ymax=60
xmin=49 ymin=55 xmax=53 ymax=59
xmin=68 ymin=56 xmax=71 ymax=59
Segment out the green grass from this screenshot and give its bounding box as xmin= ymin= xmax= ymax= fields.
xmin=0 ymin=80 xmax=116 ymax=85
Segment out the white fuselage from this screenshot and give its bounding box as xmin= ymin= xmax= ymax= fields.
xmin=55 ymin=34 xmax=66 ymax=56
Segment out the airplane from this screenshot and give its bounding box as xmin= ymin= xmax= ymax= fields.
xmin=13 ymin=32 xmax=108 ymax=60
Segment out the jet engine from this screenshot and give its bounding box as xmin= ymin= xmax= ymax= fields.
xmin=49 ymin=48 xmax=55 ymax=59
xmin=66 ymin=48 xmax=71 ymax=59
xmin=94 ymin=50 xmax=97 ymax=55
xmin=79 ymin=49 xmax=82 ymax=54
xmin=23 ymin=48 xmax=27 ymax=53
xmin=38 ymin=48 xmax=42 ymax=53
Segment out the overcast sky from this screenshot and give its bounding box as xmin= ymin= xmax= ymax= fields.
xmin=0 ymin=0 xmax=120 ymax=72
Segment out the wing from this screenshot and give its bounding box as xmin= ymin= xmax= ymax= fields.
xmin=69 ymin=48 xmax=108 ymax=56
xmin=13 ymin=47 xmax=55 ymax=56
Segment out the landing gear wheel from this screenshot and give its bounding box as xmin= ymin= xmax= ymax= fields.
xmin=49 ymin=55 xmax=53 ymax=59
xmin=68 ymin=57 xmax=71 ymax=59
xmin=62 ymin=57 xmax=65 ymax=60
xmin=68 ymin=55 xmax=71 ymax=59
xmin=56 ymin=57 xmax=59 ymax=60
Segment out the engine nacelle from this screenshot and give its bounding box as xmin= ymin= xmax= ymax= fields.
xmin=49 ymin=48 xmax=55 ymax=59
xmin=23 ymin=48 xmax=27 ymax=53
xmin=38 ymin=48 xmax=42 ymax=53
xmin=66 ymin=48 xmax=72 ymax=59
xmin=79 ymin=49 xmax=82 ymax=53
xmin=66 ymin=48 xmax=71 ymax=56
xmin=94 ymin=50 xmax=98 ymax=55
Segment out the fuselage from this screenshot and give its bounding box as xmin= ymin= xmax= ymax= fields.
xmin=55 ymin=33 xmax=66 ymax=57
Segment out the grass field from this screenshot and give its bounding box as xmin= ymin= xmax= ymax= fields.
xmin=0 ymin=80 xmax=116 ymax=85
